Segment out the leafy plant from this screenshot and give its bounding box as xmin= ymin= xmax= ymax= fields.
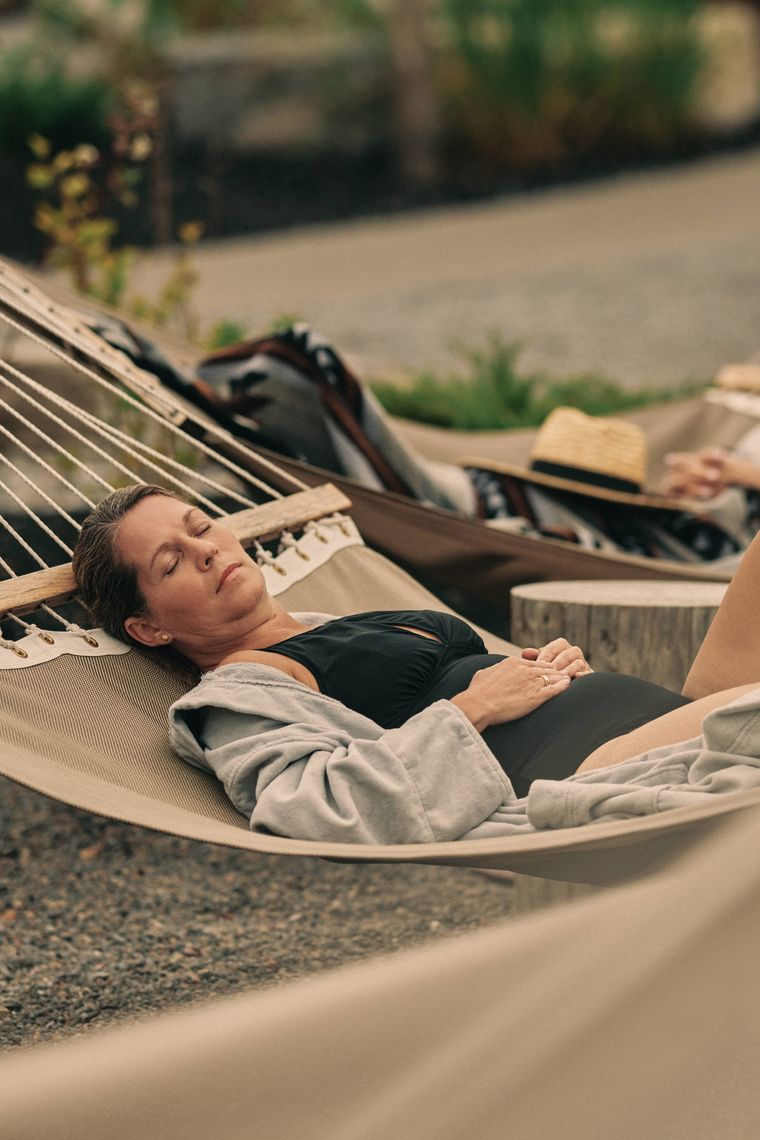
xmin=27 ymin=126 xmax=207 ymax=339
xmin=204 ymin=319 xmax=250 ymax=350
xmin=438 ymin=0 xmax=705 ymax=171
xmin=0 ymin=52 xmax=112 ymax=158
xmin=370 ymin=333 xmax=706 ymax=430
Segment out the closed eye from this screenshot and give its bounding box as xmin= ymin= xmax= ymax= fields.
xmin=165 ymin=523 xmax=211 ymax=575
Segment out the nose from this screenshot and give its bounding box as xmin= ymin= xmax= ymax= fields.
xmin=195 ymin=537 xmax=218 ymax=569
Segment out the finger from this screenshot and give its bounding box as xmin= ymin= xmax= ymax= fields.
xmin=534 ymin=637 xmax=570 ymax=663
xmin=534 ymin=676 xmax=571 ymax=702
xmin=529 ymin=668 xmax=571 ymax=688
xmin=549 ymin=646 xmax=585 ymax=671
xmin=521 ymin=647 xmax=540 ymax=660
xmin=522 ymin=659 xmax=566 ymax=675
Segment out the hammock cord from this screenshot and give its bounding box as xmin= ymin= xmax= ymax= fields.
xmin=0 ymin=352 xmax=273 ymax=511
xmin=0 ymin=474 xmax=74 ymax=558
xmin=0 ymin=439 xmax=85 ymax=529
xmin=0 ymin=291 xmax=308 ymax=497
xmin=80 ymin=411 xmax=256 ymax=513
xmin=0 ymin=363 xmax=134 ymax=493
xmin=0 ymin=359 xmax=235 ymax=515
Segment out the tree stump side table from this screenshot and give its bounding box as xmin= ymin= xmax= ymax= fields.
xmin=508 ymin=578 xmax=728 ymax=912
xmin=510 ymin=579 xmax=728 ymax=694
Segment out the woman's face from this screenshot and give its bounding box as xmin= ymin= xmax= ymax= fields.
xmin=116 ymin=494 xmax=270 ymax=655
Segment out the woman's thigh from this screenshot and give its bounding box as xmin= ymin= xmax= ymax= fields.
xmin=577 ymin=680 xmax=760 ymax=773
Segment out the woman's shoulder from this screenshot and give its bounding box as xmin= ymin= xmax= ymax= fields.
xmin=214 ymin=649 xmax=319 ymax=691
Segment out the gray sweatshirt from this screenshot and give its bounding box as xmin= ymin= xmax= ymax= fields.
xmin=169 ymin=663 xmax=760 ymax=844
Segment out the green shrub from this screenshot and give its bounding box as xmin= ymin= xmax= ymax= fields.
xmin=438 ymin=0 xmax=705 ymax=171
xmin=370 ymin=333 xmax=706 ymax=430
xmin=0 ymin=54 xmax=112 ymax=157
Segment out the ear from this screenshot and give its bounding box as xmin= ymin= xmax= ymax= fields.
xmin=124 ymin=613 xmax=170 ymax=648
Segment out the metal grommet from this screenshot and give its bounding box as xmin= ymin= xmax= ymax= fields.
xmin=275 ymin=565 xmax=287 ymax=576
xmin=83 ymin=634 xmax=99 ymax=647
xmin=38 ymin=631 xmax=56 ymax=645
xmin=11 ymin=644 xmax=28 ymax=659
xmin=296 ymin=549 xmax=311 ymax=562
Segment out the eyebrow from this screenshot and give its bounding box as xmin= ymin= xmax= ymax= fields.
xmin=148 ymin=507 xmax=205 ymax=574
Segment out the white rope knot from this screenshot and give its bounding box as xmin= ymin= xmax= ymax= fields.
xmin=23 ymin=621 xmax=56 ymax=645
xmin=61 ymin=621 xmax=100 ymax=647
xmin=303 ymin=519 xmax=330 ymax=544
xmin=320 ymin=513 xmax=353 ymax=538
xmin=278 ymin=531 xmax=311 ymax=561
xmin=251 ymin=540 xmax=288 ymax=576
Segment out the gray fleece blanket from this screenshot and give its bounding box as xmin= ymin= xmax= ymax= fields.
xmin=170 ymin=654 xmax=760 ymax=844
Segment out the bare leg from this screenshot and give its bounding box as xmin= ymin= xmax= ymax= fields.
xmin=683 ymin=530 xmax=760 ymax=698
xmin=574 ymin=533 xmax=760 ymax=773
xmin=577 ymin=681 xmax=760 ymax=773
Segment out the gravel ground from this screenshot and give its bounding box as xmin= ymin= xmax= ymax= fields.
xmin=0 ymin=777 xmax=511 ymax=1050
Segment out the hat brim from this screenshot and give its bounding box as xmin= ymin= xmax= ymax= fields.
xmin=462 ymin=456 xmax=702 ymax=513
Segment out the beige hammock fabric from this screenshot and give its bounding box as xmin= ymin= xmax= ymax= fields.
xmin=6 ymin=532 xmax=760 ymax=885
xmin=1 ymin=802 xmax=759 ymax=1140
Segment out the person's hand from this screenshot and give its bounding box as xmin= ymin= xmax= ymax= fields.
xmin=450 ymin=656 xmax=570 ymax=731
xmin=661 ymin=448 xmax=730 ymax=499
xmin=521 ymin=637 xmax=593 ymax=678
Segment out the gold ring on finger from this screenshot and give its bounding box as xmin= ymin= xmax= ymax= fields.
xmin=541 ymin=674 xmax=551 ymax=687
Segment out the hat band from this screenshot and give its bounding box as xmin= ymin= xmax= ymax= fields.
xmin=530 ymin=459 xmax=640 ymax=495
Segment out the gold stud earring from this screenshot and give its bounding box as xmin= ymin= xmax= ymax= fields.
xmin=161 ymin=633 xmax=170 ymax=642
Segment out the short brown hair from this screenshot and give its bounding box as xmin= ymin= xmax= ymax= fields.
xmin=72 ymin=484 xmax=177 ymax=644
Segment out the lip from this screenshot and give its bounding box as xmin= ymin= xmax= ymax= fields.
xmin=217 ymin=563 xmax=241 ymax=591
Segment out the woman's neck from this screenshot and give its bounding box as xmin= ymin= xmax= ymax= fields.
xmin=188 ymin=604 xmax=310 ymax=672
xmin=245 ymin=607 xmax=311 ymax=649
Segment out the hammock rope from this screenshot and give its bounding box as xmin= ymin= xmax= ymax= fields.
xmin=0 ymin=473 xmax=75 ymax=558
xmin=0 ymin=282 xmax=308 ymax=496
xmin=0 ymin=442 xmax=84 ymax=531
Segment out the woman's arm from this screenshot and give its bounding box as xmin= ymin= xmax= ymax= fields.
xmin=661 ymin=448 xmax=760 ymax=499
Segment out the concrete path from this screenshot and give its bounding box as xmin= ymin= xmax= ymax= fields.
xmin=133 ymin=146 xmax=760 ymax=388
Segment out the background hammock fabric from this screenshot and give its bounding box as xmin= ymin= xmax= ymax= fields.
xmin=1 ymin=802 xmax=759 ymax=1140
xmin=99 ymin=312 xmax=760 ymax=561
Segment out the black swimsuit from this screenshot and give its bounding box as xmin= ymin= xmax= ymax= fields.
xmin=267 ymin=609 xmax=690 ymax=795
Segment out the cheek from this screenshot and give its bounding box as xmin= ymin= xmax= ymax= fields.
xmin=141 ymin=574 xmax=196 ymax=624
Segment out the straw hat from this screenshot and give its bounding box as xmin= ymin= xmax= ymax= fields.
xmin=466 ymin=406 xmax=699 ymax=512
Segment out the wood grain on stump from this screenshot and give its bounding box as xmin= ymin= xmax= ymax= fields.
xmin=511 ymin=579 xmax=727 ymax=693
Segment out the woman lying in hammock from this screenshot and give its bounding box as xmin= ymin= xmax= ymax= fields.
xmin=72 ymin=484 xmax=760 ymax=844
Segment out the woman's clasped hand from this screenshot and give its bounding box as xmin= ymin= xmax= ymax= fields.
xmin=450 ymin=638 xmax=593 ymax=732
